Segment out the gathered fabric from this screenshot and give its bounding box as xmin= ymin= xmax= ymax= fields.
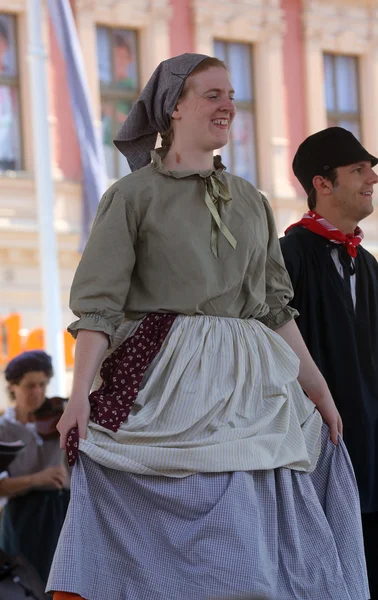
xmin=47 ymin=426 xmax=369 ymax=600
xmin=75 ymin=315 xmax=322 ymax=477
xmin=66 ymin=314 xmax=176 ymax=466
xmin=285 ymin=210 xmax=364 ymax=258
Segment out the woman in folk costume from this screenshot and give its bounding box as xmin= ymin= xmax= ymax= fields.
xmin=48 ymin=54 xmax=368 ymax=600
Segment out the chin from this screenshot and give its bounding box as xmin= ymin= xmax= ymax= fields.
xmin=209 ymin=132 xmax=230 ymax=149
xmin=365 ymin=200 xmax=374 ymax=214
xmin=358 ymin=206 xmax=374 ymax=222
xmin=29 ymin=399 xmax=45 ymax=412
xmin=210 ymin=138 xmax=229 ymax=152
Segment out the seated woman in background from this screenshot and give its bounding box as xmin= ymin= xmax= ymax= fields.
xmin=0 ymin=350 xmax=70 ymax=585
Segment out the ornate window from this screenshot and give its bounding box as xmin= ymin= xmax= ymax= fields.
xmin=324 ymin=53 xmax=361 ymax=139
xmin=96 ymin=26 xmax=140 ymax=179
xmin=0 ymin=13 xmax=22 ymax=171
xmin=214 ymin=40 xmax=257 ymax=184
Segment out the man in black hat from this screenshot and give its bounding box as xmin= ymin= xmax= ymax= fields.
xmin=280 ymin=126 xmax=378 ymax=599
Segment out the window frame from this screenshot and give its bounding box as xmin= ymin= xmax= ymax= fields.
xmin=213 ymin=39 xmax=258 ymax=185
xmin=96 ymin=24 xmax=141 ymax=180
xmin=324 ymin=52 xmax=362 ymax=137
xmin=0 ymin=12 xmax=23 ymax=172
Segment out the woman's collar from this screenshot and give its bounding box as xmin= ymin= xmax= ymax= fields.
xmin=151 ymin=147 xmax=226 ymax=179
xmin=4 ymin=406 xmax=44 ymax=444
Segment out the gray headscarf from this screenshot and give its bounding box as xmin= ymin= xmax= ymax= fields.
xmin=114 ymin=53 xmax=209 ymax=172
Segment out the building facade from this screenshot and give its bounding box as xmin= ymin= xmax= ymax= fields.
xmin=1 ymin=0 xmax=378 ymax=399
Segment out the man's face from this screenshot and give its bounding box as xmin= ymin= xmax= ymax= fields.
xmin=332 ymin=161 xmax=378 ymax=222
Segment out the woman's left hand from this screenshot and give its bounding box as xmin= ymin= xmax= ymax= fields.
xmin=275 ymin=320 xmax=343 ymax=445
xmin=308 ymin=391 xmax=343 ymax=445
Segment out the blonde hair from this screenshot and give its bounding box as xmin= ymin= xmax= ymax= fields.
xmin=160 ymin=57 xmax=228 ymax=149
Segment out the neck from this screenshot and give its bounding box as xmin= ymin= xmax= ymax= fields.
xmin=162 ymin=143 xmax=215 ymax=172
xmin=15 ymin=406 xmax=35 ymax=425
xmin=314 ymin=208 xmax=359 ymax=235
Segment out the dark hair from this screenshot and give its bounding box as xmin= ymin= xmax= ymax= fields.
xmin=5 ymin=351 xmax=53 ymax=400
xmin=161 ymin=56 xmax=228 ymax=149
xmin=307 ymin=167 xmax=338 ymax=210
xmin=5 ymin=351 xmax=54 ymax=385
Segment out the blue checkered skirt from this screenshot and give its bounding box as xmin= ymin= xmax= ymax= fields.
xmin=47 ymin=425 xmax=368 ymax=599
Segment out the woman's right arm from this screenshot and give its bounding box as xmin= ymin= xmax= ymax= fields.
xmin=59 ymin=187 xmax=137 ymax=447
xmin=0 ymin=465 xmax=67 ymax=498
xmin=57 ymin=329 xmax=109 ymax=449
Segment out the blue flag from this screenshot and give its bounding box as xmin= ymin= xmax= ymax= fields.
xmin=48 ymin=0 xmax=107 ymax=248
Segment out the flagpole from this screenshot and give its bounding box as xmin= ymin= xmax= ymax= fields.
xmin=27 ymin=0 xmax=66 ymax=396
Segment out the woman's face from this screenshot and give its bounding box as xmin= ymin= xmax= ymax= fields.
xmin=9 ymin=371 xmax=49 ymax=413
xmin=172 ymin=66 xmax=236 ymax=152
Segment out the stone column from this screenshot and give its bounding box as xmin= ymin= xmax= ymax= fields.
xmin=140 ymin=0 xmax=171 ymax=83
xmin=254 ymin=20 xmax=297 ymax=200
xmin=303 ymin=32 xmax=328 ymax=134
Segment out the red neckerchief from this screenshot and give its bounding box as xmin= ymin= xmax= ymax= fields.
xmin=285 ymin=211 xmax=364 ymax=258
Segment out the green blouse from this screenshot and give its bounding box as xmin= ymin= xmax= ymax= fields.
xmin=68 ymin=149 xmax=298 ymax=342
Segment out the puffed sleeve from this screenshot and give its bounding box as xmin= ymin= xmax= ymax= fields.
xmin=256 ymin=194 xmax=299 ymax=330
xmin=68 ymin=184 xmax=137 ymax=343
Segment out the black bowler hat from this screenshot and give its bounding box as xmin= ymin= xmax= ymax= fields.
xmin=293 ymin=127 xmax=378 ymax=194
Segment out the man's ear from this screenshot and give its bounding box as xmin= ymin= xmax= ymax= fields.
xmin=313 ymin=175 xmax=333 ymax=196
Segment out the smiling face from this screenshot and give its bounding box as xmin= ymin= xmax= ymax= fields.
xmin=331 ymin=161 xmax=378 ymax=222
xmin=171 ymin=66 xmax=236 ymax=153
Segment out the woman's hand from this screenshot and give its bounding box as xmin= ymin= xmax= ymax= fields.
xmin=56 ymin=393 xmax=91 ymax=449
xmin=0 ymin=466 xmax=68 ymax=497
xmin=275 ymin=320 xmax=343 ymax=445
xmin=56 ymin=329 xmax=109 ymax=450
xmin=308 ymin=390 xmax=343 ymax=445
xmin=31 ymin=465 xmax=67 ymax=490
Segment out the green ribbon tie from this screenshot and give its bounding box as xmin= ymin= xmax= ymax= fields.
xmin=204 ymin=175 xmax=237 ymax=258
